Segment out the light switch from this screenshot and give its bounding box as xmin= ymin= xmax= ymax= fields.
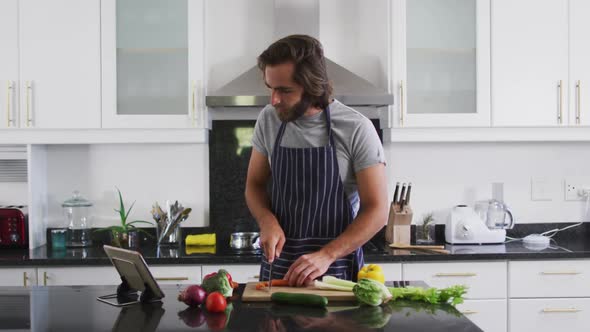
xmin=531 ymin=177 xmax=554 ymax=201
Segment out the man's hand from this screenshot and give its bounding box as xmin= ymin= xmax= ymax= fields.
xmin=284 ymin=250 xmax=334 ymax=287
xmin=260 ymin=217 xmax=285 ymax=263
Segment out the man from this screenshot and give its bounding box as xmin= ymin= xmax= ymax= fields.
xmin=245 ymin=34 xmax=388 ymax=286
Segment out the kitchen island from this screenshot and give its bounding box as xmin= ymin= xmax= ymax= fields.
xmin=0 ymin=283 xmax=481 ymax=331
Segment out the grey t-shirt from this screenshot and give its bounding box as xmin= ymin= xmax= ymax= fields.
xmin=251 ymin=99 xmax=386 ymax=216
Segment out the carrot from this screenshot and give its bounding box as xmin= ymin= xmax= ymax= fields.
xmin=255 ymin=279 xmax=291 ymax=290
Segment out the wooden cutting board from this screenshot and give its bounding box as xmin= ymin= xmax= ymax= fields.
xmin=241 ymin=282 xmax=356 ymax=302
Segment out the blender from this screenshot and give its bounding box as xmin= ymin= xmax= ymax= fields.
xmin=63 ymin=191 xmax=93 ymax=247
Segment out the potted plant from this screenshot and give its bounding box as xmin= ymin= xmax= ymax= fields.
xmin=96 ymin=188 xmax=153 ymax=248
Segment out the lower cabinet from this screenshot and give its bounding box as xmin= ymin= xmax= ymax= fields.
xmin=37 ymin=267 xmax=119 ymax=286
xmin=149 ymin=265 xmax=202 ymax=285
xmin=202 ymin=264 xmax=260 ymax=283
xmin=457 ymin=299 xmax=507 ymax=332
xmin=0 ymin=268 xmax=37 ymax=287
xmin=509 ymin=298 xmax=590 ymax=332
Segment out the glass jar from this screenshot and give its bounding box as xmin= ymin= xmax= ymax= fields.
xmin=62 ymin=191 xmax=93 ymax=247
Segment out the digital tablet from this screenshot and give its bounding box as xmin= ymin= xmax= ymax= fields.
xmin=97 ymin=245 xmax=165 ymax=306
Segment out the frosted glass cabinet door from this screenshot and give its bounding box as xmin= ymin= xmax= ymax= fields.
xmin=391 ymin=0 xmax=491 ymax=127
xmin=101 ymin=0 xmax=206 ymax=128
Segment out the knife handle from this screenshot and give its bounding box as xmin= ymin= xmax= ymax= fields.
xmin=393 ymin=182 xmax=400 ymax=204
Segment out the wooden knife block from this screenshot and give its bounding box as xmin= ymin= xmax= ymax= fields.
xmin=385 ymin=203 xmax=413 ymax=245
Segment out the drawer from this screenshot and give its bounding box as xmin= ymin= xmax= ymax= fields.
xmin=202 ymin=265 xmax=261 ymax=283
xmin=0 ymin=268 xmax=37 ymax=287
xmin=509 ymin=260 xmax=590 ymax=298
xmin=403 ymin=261 xmax=507 ymax=299
xmin=150 ymin=265 xmax=201 ymax=285
xmin=457 ymin=299 xmax=507 ymax=332
xmin=38 ymin=267 xmax=119 ymax=286
xmin=509 ymin=298 xmax=590 ymax=332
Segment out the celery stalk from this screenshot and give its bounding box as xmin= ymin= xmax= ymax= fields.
xmin=314 ymin=280 xmax=355 ymax=292
xmin=321 ymin=276 xmax=357 ymax=289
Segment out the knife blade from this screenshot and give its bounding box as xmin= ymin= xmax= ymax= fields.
xmin=268 ymin=260 xmax=273 ymax=293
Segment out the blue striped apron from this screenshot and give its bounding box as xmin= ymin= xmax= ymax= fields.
xmin=259 ymin=105 xmax=363 ymax=282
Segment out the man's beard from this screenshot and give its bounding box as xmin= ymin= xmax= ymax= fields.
xmin=276 ymin=95 xmax=313 ymax=122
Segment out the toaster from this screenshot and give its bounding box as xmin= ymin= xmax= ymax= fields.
xmin=0 ymin=205 xmax=28 ymax=248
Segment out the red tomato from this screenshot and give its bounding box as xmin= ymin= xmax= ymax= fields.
xmin=205 ymin=292 xmax=227 ymax=313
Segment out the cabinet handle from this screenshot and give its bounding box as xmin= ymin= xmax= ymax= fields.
xmin=540 ymin=271 xmax=580 ymax=275
xmin=576 ymin=80 xmax=581 ymax=124
xmin=253 ymin=275 xmax=260 ymax=279
xmin=155 ymin=277 xmax=189 ymax=281
xmin=23 ymin=272 xmax=28 ymax=287
xmin=435 ymin=272 xmax=476 ymax=277
xmin=399 ymin=80 xmax=405 ymax=126
xmin=6 ymin=81 xmax=14 ymax=127
xmin=25 ymin=81 xmax=33 ymax=127
xmin=191 ymin=80 xmax=196 ymax=127
xmin=558 ymin=80 xmax=563 ymax=124
xmin=542 ymin=308 xmax=581 ymax=313
xmin=43 ymin=271 xmax=48 ymax=286
xmin=460 ymin=310 xmax=478 ymax=315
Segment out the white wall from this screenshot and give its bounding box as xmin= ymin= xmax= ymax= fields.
xmin=0 ymin=183 xmax=28 ymax=205
xmin=384 ymin=142 xmax=590 ymax=225
xmin=43 ymin=144 xmax=209 ymax=229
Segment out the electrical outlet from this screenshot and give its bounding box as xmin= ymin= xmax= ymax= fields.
xmin=564 ymin=177 xmax=590 ymax=201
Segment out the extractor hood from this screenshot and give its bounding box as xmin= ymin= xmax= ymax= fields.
xmin=205 ymin=0 xmax=393 ymax=108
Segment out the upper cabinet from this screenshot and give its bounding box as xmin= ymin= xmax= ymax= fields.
xmin=0 ymin=0 xmax=101 ymax=129
xmin=101 ymin=0 xmax=207 ymax=129
xmin=491 ymin=0 xmax=569 ymax=126
xmin=0 ymin=0 xmax=18 ymax=129
xmin=391 ymin=0 xmax=491 ymax=127
xmin=570 ymin=0 xmax=590 ymax=126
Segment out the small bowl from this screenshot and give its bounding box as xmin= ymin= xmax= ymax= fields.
xmin=229 ymin=232 xmax=260 ymax=250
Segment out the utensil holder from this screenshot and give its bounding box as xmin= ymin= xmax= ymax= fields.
xmin=385 ymin=203 xmax=413 ymax=245
xmin=157 ymin=224 xmax=182 ymax=247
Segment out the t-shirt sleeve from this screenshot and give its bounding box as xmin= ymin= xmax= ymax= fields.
xmin=251 ymin=109 xmax=269 ymax=156
xmin=350 ymin=117 xmax=386 ymax=173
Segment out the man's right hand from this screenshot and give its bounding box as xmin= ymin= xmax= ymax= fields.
xmin=259 ymin=216 xmax=285 ymax=263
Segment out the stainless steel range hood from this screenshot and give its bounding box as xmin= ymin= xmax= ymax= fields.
xmin=205 ymin=0 xmax=393 ymax=108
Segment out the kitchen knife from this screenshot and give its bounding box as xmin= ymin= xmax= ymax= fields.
xmin=398 ymin=183 xmax=407 ymax=206
xmin=405 ymin=182 xmax=412 ymax=205
xmin=268 ymin=260 xmax=273 ymax=293
xmin=393 ymin=182 xmax=400 ymax=205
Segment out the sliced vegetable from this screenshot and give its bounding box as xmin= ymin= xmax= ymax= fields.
xmin=358 ymin=264 xmax=385 ymax=284
xmin=322 ymin=276 xmax=357 ymax=289
xmin=201 ymin=269 xmax=234 ymax=297
xmin=271 ymin=292 xmax=329 ymax=307
xmin=313 ymin=280 xmax=354 ymax=292
xmin=353 ymin=278 xmax=392 ymax=306
xmin=255 ymin=279 xmax=291 ymax=290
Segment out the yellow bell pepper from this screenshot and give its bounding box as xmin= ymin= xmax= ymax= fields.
xmin=358 ymin=264 xmax=385 ymax=284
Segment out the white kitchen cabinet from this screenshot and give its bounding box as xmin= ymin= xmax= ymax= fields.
xmin=492 ymin=0 xmax=569 ymax=126
xmin=101 ymin=0 xmax=207 ymax=129
xmin=0 ymin=268 xmax=37 ymax=287
xmin=202 ymin=265 xmax=260 ymax=284
xmin=18 ymin=0 xmax=101 ymax=129
xmin=365 ymin=262 xmax=402 ymax=281
xmin=37 ymin=267 xmax=119 ymax=286
xmin=570 ymin=0 xmax=590 ymax=126
xmin=509 ymin=298 xmax=590 ymax=332
xmin=457 ymin=299 xmax=507 ymax=332
xmin=0 ymin=0 xmax=19 ymax=129
xmin=509 ymin=260 xmax=590 ymax=298
xmin=402 ymin=261 xmax=507 ymax=299
xmin=390 ymin=0 xmax=491 ymax=127
xmin=150 ymin=265 xmax=201 ymax=285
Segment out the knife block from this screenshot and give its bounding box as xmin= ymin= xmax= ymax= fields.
xmin=385 ymin=203 xmax=413 ymax=245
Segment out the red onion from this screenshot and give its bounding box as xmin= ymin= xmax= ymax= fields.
xmin=178 ymin=285 xmax=207 ymax=307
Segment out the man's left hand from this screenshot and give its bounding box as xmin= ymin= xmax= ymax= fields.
xmin=284 ymin=251 xmax=334 ymax=287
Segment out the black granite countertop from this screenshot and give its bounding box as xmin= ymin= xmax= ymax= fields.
xmin=1 ymin=223 xmax=589 ymax=267
xmin=0 ymin=283 xmax=481 ymax=331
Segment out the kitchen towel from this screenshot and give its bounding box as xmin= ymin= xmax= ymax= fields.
xmin=185 ymin=233 xmax=216 ymax=246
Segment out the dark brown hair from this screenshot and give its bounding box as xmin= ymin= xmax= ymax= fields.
xmin=257 ymin=35 xmax=333 ymax=109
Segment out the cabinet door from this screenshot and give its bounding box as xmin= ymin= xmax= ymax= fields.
xmin=0 ymin=268 xmax=37 ymax=287
xmin=150 ymin=265 xmax=201 ymax=285
xmin=38 ymin=267 xmax=119 ymax=286
xmin=0 ymin=0 xmax=18 ymax=129
xmin=19 ymin=0 xmax=101 ymax=129
xmin=403 ymin=261 xmax=507 ymax=299
xmin=509 ymin=298 xmax=590 ymax=332
xmin=101 ymin=0 xmax=206 ymax=128
xmin=456 ymin=299 xmax=507 ymax=332
xmin=365 ymin=262 xmax=402 ymax=281
xmin=509 ymin=260 xmax=590 ymax=298
xmin=491 ymin=0 xmax=569 ymax=126
xmin=570 ymin=0 xmax=590 ymax=126
xmin=202 ymin=265 xmax=260 ymax=284
xmin=392 ymin=0 xmax=491 ymax=127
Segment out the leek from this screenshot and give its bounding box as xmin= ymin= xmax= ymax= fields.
xmin=314 ymin=280 xmax=355 ymax=292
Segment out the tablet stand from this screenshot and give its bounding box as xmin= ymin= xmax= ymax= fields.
xmin=116 ymin=276 xmax=161 ymax=303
